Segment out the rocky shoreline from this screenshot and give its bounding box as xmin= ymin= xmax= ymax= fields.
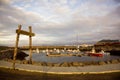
xmin=2 ymin=58 xmax=120 ymax=67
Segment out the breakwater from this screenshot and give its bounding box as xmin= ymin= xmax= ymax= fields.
xmin=3 ymin=58 xmax=120 ymax=67
xmin=19 ymin=46 xmax=120 ymax=51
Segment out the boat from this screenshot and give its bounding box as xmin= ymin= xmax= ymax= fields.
xmin=36 ymin=48 xmax=40 ymax=53
xmin=100 ymin=50 xmax=110 ymax=55
xmin=89 ymin=53 xmax=103 ymax=57
xmin=88 ymin=47 xmax=103 ymax=57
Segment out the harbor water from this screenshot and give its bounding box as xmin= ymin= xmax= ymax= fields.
xmin=24 ymin=51 xmax=120 ymax=63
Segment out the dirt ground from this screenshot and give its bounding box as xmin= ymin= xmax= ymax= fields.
xmin=0 ymin=67 xmax=120 ymax=80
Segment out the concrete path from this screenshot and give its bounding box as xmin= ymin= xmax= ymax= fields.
xmin=0 ymin=60 xmax=120 ymax=74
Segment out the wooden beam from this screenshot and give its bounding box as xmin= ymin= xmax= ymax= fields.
xmin=16 ymin=29 xmax=35 ymax=36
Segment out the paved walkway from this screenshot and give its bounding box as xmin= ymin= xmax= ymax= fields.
xmin=0 ymin=60 xmax=120 ymax=74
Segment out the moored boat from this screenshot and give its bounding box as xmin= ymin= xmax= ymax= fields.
xmin=88 ymin=47 xmax=103 ymax=57
xmin=100 ymin=50 xmax=110 ymax=55
xmin=36 ymin=48 xmax=40 ymax=53
xmin=88 ymin=53 xmax=103 ymax=57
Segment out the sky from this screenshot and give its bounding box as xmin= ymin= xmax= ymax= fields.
xmin=0 ymin=0 xmax=120 ymax=46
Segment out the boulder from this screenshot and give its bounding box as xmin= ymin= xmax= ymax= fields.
xmin=98 ymin=61 xmax=106 ymax=65
xmin=0 ymin=49 xmax=28 ymax=60
xmin=68 ymin=62 xmax=73 ymax=67
xmin=31 ymin=61 xmax=37 ymax=65
xmin=117 ymin=58 xmax=120 ymax=62
xmin=22 ymin=60 xmax=29 ymax=64
xmin=109 ymin=50 xmax=120 ymax=56
xmin=111 ymin=59 xmax=119 ymax=64
xmin=106 ymin=61 xmax=111 ymax=64
xmin=7 ymin=59 xmax=13 ymax=62
xmin=79 ymin=63 xmax=84 ymax=66
xmin=41 ymin=62 xmax=47 ymax=66
xmin=72 ymin=62 xmax=83 ymax=66
xmin=54 ymin=63 xmax=61 ymax=67
xmin=60 ymin=62 xmax=69 ymax=67
xmin=17 ymin=50 xmax=28 ymax=60
xmin=34 ymin=62 xmax=43 ymax=66
xmin=46 ymin=63 xmax=54 ymax=67
xmin=91 ymin=61 xmax=98 ymax=65
xmin=84 ymin=62 xmax=92 ymax=65
xmin=15 ymin=60 xmax=22 ymax=64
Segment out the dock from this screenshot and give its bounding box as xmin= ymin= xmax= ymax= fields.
xmin=47 ymin=53 xmax=82 ymax=57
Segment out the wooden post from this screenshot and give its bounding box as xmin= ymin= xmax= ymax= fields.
xmin=29 ymin=26 xmax=32 ymax=64
xmin=13 ymin=25 xmax=21 ymax=69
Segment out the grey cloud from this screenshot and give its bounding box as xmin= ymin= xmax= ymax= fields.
xmin=0 ymin=1 xmax=44 ymax=31
xmin=0 ymin=0 xmax=120 ymax=46
xmin=110 ymin=6 xmax=120 ymax=17
xmin=0 ymin=0 xmax=10 ymax=6
xmin=113 ymin=0 xmax=120 ymax=3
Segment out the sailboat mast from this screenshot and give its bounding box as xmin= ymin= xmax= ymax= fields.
xmin=76 ymin=32 xmax=79 ymax=49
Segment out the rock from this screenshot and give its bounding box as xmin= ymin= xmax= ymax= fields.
xmin=109 ymin=50 xmax=120 ymax=56
xmin=60 ymin=62 xmax=69 ymax=67
xmin=72 ymin=62 xmax=84 ymax=66
xmin=79 ymin=63 xmax=84 ymax=66
xmin=15 ymin=60 xmax=21 ymax=64
xmin=34 ymin=62 xmax=43 ymax=66
xmin=68 ymin=62 xmax=73 ymax=67
xmin=0 ymin=51 xmax=13 ymax=59
xmin=46 ymin=63 xmax=54 ymax=67
xmin=17 ymin=50 xmax=29 ymax=60
xmin=0 ymin=49 xmax=28 ymax=60
xmin=72 ymin=62 xmax=80 ymax=66
xmin=91 ymin=61 xmax=98 ymax=65
xmin=3 ymin=58 xmax=9 ymax=61
xmin=54 ymin=63 xmax=61 ymax=67
xmin=84 ymin=62 xmax=92 ymax=65
xmin=117 ymin=58 xmax=120 ymax=62
xmin=111 ymin=59 xmax=119 ymax=64
xmin=7 ymin=59 xmax=13 ymax=62
xmin=41 ymin=62 xmax=47 ymax=66
xmin=31 ymin=61 xmax=37 ymax=65
xmin=106 ymin=61 xmax=111 ymax=64
xmin=98 ymin=61 xmax=106 ymax=65
xmin=22 ymin=60 xmax=29 ymax=64
xmin=84 ymin=61 xmax=98 ymax=65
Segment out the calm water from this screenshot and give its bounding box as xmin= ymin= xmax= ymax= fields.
xmin=24 ymin=51 xmax=120 ymax=63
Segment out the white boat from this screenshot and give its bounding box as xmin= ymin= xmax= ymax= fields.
xmin=36 ymin=48 xmax=40 ymax=53
xmin=100 ymin=50 xmax=110 ymax=55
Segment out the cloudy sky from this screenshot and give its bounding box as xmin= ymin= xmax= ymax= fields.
xmin=0 ymin=0 xmax=120 ymax=46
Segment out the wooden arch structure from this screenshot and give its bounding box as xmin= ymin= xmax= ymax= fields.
xmin=13 ymin=25 xmax=35 ymax=69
